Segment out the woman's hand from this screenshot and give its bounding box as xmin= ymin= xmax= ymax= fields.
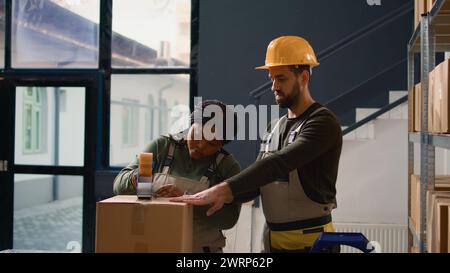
xmin=154 ymin=184 xmax=184 ymax=198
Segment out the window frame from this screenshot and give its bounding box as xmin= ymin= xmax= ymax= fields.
xmin=0 ymin=0 xmax=5 ymax=68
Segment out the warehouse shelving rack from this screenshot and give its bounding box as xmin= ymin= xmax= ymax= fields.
xmin=408 ymin=0 xmax=450 ymax=253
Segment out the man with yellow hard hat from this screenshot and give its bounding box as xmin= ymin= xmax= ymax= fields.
xmin=173 ymin=36 xmax=343 ymax=253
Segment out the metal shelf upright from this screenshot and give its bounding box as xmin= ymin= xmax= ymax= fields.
xmin=407 ymin=0 xmax=450 ymax=253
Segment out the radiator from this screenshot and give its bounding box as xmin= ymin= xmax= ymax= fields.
xmin=333 ymin=223 xmax=408 ymax=253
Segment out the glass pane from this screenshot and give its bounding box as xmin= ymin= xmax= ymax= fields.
xmin=14 ymin=174 xmax=83 ymax=252
xmin=0 ymin=0 xmax=4 ymax=68
xmin=110 ymin=74 xmax=190 ymax=166
xmin=11 ymin=0 xmax=100 ymax=68
xmin=15 ymin=87 xmax=85 ymax=166
xmin=112 ymin=0 xmax=191 ymax=68
xmin=24 ymin=104 xmax=32 ymax=150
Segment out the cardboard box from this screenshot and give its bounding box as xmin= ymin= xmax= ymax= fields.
xmin=414 ymin=83 xmax=422 ymax=132
xmin=411 ymin=175 xmax=421 ymax=234
xmin=427 ymin=0 xmax=450 ymax=13
xmin=448 ymin=208 xmax=450 ymax=251
xmin=429 ymin=69 xmax=436 ymax=133
xmin=416 ymin=0 xmax=450 ymax=31
xmin=415 ymin=0 xmax=429 ymax=30
xmin=427 ymin=192 xmax=450 ymax=253
xmin=409 ymin=86 xmax=415 ymax=132
xmin=410 ymin=246 xmax=420 ymax=253
xmin=95 ymin=195 xmax=193 ymax=253
xmin=433 ymin=64 xmax=442 ymax=133
xmin=435 ymin=175 xmax=450 ymax=190
xmin=425 ymin=176 xmax=450 ymax=253
xmin=437 ymin=204 xmax=449 ymax=253
xmin=411 ymin=175 xmax=450 ymax=246
xmin=438 ymin=60 xmax=450 ymax=133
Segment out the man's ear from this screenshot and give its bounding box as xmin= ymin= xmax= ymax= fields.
xmin=297 ymin=70 xmax=310 ymax=87
xmin=302 ymin=70 xmax=310 ymax=86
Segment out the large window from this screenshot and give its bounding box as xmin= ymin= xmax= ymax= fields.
xmin=15 ymin=86 xmax=85 ymax=166
xmin=11 ymin=0 xmax=100 ymax=68
xmin=0 ymin=0 xmax=5 ymax=68
xmin=112 ymin=0 xmax=191 ymax=68
xmin=110 ymin=74 xmax=190 ymax=166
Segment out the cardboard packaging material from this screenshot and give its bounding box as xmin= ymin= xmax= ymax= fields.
xmin=96 ymin=195 xmax=193 ymax=253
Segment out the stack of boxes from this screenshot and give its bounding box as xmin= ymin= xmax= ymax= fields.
xmin=410 ymin=175 xmax=450 ymax=253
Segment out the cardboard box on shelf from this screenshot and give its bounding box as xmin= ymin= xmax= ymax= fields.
xmin=415 ymin=0 xmax=430 ymax=30
xmin=433 ymin=64 xmax=442 ymax=133
xmin=435 ymin=175 xmax=450 ymax=190
xmin=427 ymin=0 xmax=450 ymax=13
xmin=409 ymin=86 xmax=415 ymax=132
xmin=415 ymin=83 xmax=422 ymax=132
xmin=425 ymin=180 xmax=450 ymax=253
xmin=411 ymin=175 xmax=450 ymax=251
xmin=427 ymin=192 xmax=450 ymax=253
xmin=439 ymin=60 xmax=450 ymax=133
xmin=415 ymin=1 xmax=450 ymax=31
xmin=448 ymin=208 xmax=450 ymax=251
xmin=95 ymin=195 xmax=193 ymax=253
xmin=411 ymin=175 xmax=421 ymax=234
xmin=437 ymin=204 xmax=449 ymax=253
xmin=429 ymin=69 xmax=436 ymax=133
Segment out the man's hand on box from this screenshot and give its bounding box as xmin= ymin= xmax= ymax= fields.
xmin=170 ymin=182 xmax=234 ymax=216
xmin=155 ymin=184 xmax=184 ymax=198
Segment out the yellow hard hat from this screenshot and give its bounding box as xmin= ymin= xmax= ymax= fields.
xmin=255 ymin=36 xmax=320 ymax=70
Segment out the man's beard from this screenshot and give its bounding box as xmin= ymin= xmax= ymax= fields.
xmin=275 ymin=81 xmax=301 ymax=109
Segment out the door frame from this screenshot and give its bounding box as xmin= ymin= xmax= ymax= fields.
xmin=0 ymin=70 xmax=102 ymax=253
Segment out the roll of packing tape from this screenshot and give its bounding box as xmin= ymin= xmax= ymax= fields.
xmin=139 ymin=153 xmax=153 ymax=177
